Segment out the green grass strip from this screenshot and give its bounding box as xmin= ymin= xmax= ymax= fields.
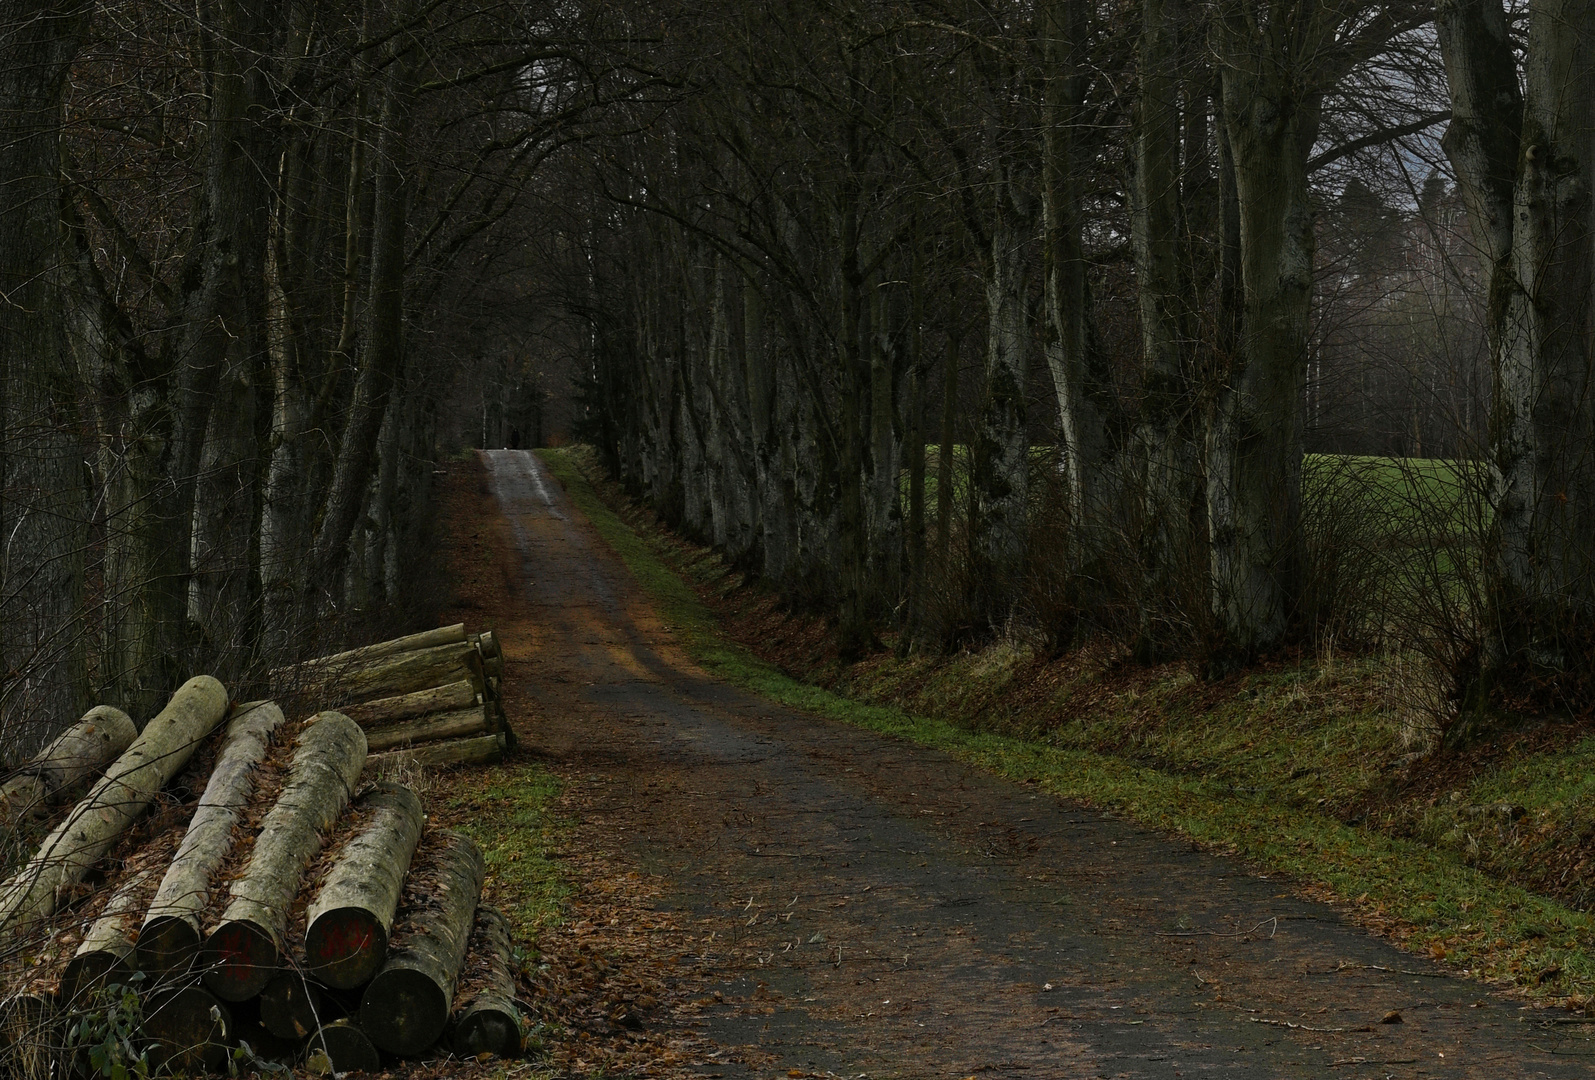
xmin=536 ymin=447 xmax=1593 ymax=1004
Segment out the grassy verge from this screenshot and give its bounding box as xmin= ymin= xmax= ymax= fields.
xmin=444 ymin=763 xmax=570 ymax=941
xmin=537 ymin=446 xmax=1594 ymax=1009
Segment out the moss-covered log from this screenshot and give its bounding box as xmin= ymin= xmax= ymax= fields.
xmin=305 ymin=783 xmax=424 ymax=988
xmin=201 ymin=711 xmax=366 ymax=1001
xmin=358 ymin=830 xmax=484 ymax=1055
xmin=0 ymin=706 xmax=136 ymax=825
xmin=143 ymin=984 xmax=233 ymax=1074
xmin=0 ymin=676 xmax=229 ymax=937
xmin=306 ymin=1018 xmax=382 ymax=1075
xmin=367 ymin=733 xmax=505 ymax=773
xmin=363 ymin=707 xmax=489 ymax=753
xmin=138 ymin=701 xmax=285 ymax=975
xmin=341 ymin=679 xmax=477 ymax=727
xmin=449 ymin=905 xmax=524 ymax=1058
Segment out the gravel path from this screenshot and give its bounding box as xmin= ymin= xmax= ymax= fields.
xmin=483 ymin=448 xmax=1592 ymax=1080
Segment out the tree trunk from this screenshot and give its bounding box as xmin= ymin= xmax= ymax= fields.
xmin=449 ymin=904 xmax=525 ymax=1058
xmin=305 ymin=782 xmax=425 ymax=988
xmin=1041 ymin=0 xmax=1117 ymax=562
xmin=1208 ymin=12 xmax=1322 ymax=660
xmin=309 ymin=47 xmax=417 ymax=593
xmin=1131 ymin=0 xmax=1201 ymax=655
xmin=365 ymin=706 xmax=490 ymax=752
xmin=202 ymin=710 xmax=366 ymax=1001
xmin=341 ymin=679 xmax=478 ymax=727
xmin=1440 ymin=0 xmax=1595 ymax=677
xmin=0 ymin=0 xmax=94 ymax=753
xmin=139 ymin=700 xmax=285 ymax=975
xmin=358 ymin=829 xmax=485 ymax=1055
xmin=0 ymin=706 xmax=135 ymax=825
xmin=971 ymin=167 xmax=1035 ymax=623
xmin=367 ymin=733 xmax=506 ymax=772
xmin=935 ymin=331 xmax=961 ymax=572
xmin=0 ymin=676 xmax=229 ymax=937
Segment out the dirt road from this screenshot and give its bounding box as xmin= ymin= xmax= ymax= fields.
xmin=480 ymin=448 xmax=1591 ymax=1079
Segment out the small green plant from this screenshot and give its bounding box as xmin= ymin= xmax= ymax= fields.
xmin=67 ymin=979 xmax=151 ymax=1080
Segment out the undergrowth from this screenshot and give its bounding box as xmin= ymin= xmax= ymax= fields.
xmin=538 ymin=444 xmax=1595 ymax=1011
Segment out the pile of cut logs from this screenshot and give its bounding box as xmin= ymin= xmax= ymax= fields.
xmin=0 ymin=624 xmax=526 ymax=1074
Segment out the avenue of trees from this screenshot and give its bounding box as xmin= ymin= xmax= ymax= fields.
xmin=556 ymin=0 xmax=1594 ymax=732
xmin=4 ymin=0 xmax=1593 ymax=754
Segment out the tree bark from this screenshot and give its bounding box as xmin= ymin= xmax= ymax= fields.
xmin=449 ymin=905 xmax=524 ymax=1058
xmin=0 ymin=676 xmax=229 ymax=937
xmin=341 ymin=679 xmax=478 ymax=727
xmin=359 ymin=829 xmax=484 ymax=1055
xmin=0 ymin=706 xmax=135 ymax=825
xmin=305 ymin=782 xmax=425 ymax=989
xmin=367 ymin=733 xmax=506 ymax=772
xmin=365 ymin=707 xmax=490 ymax=753
xmin=201 ymin=710 xmax=366 ymax=1001
xmin=139 ymin=700 xmax=285 ymax=975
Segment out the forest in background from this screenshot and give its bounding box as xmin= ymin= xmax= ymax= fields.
xmin=2 ymin=0 xmax=1593 ymax=760
xmin=0 ymin=0 xmax=616 ymax=754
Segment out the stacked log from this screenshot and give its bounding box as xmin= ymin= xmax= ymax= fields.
xmin=281 ymin=622 xmax=514 ymax=766
xmin=0 ymin=677 xmax=229 ymax=937
xmin=0 ymin=623 xmax=524 ymax=1074
xmin=201 ymin=711 xmax=367 ymax=1001
xmin=359 ymin=830 xmax=485 ymax=1055
xmin=0 ymin=706 xmax=137 ymax=828
xmin=450 ymin=905 xmax=527 ymax=1057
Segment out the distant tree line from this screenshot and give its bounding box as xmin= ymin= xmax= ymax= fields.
xmin=558 ymin=0 xmax=1595 ymax=729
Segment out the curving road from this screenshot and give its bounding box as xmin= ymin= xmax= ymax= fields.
xmin=482 ymin=448 xmax=1590 ymax=1080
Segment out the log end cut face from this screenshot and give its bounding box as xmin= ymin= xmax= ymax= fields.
xmin=453 ymin=1008 xmax=524 ymax=1059
xmin=136 ymin=915 xmax=202 ymax=977
xmin=306 ymin=906 xmax=389 ymax=989
xmin=260 ymin=970 xmax=327 ymax=1041
xmin=308 ymin=1019 xmax=383 ymax=1075
xmin=360 ymin=967 xmax=448 ymax=1055
xmin=144 ymin=986 xmax=233 ymax=1075
xmin=200 ymin=919 xmax=280 ymax=1001
xmin=59 ymin=951 xmax=133 ymax=1005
